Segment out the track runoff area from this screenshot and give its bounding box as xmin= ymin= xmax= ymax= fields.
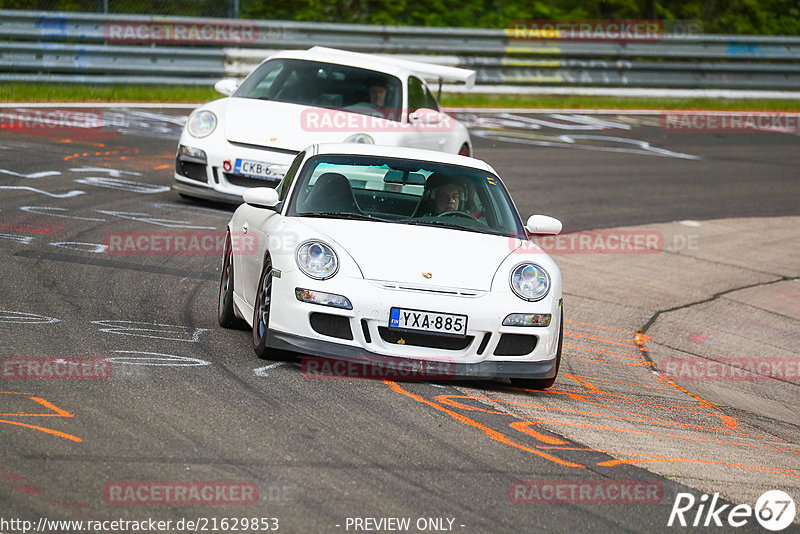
xmin=0 ymin=103 xmax=798 ymax=533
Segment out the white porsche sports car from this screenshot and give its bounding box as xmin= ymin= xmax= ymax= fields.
xmin=174 ymin=46 xmax=475 ymax=204
xmin=218 ymin=144 xmax=564 ymax=388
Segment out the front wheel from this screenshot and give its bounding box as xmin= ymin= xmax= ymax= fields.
xmin=252 ymin=257 xmax=273 ymax=359
xmin=510 ymin=308 xmax=563 ymax=390
xmin=218 ymin=232 xmax=247 ymax=329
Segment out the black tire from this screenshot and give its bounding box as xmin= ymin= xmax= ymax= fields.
xmin=218 ymin=232 xmax=247 ymax=329
xmin=252 ymin=257 xmax=274 ymax=359
xmin=510 ymin=308 xmax=563 ymax=390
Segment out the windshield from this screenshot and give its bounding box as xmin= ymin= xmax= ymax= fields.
xmin=234 ymin=58 xmax=404 ymax=122
xmin=286 ymin=154 xmax=527 ymax=239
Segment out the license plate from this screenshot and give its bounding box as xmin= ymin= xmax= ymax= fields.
xmin=234 ymin=158 xmax=282 ymax=179
xmin=389 ymin=307 xmax=468 ymax=337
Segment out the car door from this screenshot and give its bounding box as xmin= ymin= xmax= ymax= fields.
xmin=403 ymin=76 xmax=450 ymax=152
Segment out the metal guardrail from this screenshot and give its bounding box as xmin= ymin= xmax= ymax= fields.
xmin=2 ymin=10 xmax=800 ymax=90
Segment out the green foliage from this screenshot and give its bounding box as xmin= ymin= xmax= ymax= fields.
xmin=2 ymin=0 xmax=799 ymax=34
xmin=236 ymin=0 xmax=800 ymax=34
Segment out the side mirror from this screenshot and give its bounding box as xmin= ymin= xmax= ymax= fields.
xmin=526 ymin=215 xmax=562 ymax=235
xmin=243 ymin=187 xmax=279 ymax=209
xmin=409 ymin=108 xmax=443 ymax=125
xmin=214 ymin=78 xmax=240 ymax=96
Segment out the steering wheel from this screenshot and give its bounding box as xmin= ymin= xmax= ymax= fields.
xmin=436 ymin=210 xmax=479 ymax=221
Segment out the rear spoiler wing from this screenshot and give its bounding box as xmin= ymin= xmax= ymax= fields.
xmin=308 ymin=46 xmax=476 ymax=89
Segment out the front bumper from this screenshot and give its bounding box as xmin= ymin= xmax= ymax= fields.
xmin=264 ymin=271 xmax=562 ymax=380
xmin=173 ymin=138 xmax=296 ymax=203
xmin=268 ymin=330 xmax=558 ymax=379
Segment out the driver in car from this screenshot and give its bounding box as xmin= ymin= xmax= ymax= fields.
xmin=415 ymin=173 xmax=470 ymax=217
xmin=433 ymin=183 xmax=463 ymax=214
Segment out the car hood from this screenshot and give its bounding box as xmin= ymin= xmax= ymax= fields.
xmin=296 ymin=218 xmax=523 ymax=291
xmin=223 ymin=98 xmax=396 ymax=150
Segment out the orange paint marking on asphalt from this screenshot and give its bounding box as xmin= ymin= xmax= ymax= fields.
xmin=510 ymin=421 xmax=568 ymax=445
xmin=652 ymin=372 xmax=727 ymax=416
xmin=563 ymin=342 xmax=647 ymax=362
xmin=564 ymin=331 xmax=640 ymax=349
xmin=564 ymin=374 xmax=673 ymax=391
xmin=509 ymin=418 xmax=794 ymax=450
xmin=381 ymin=320 xmax=795 ymax=477
xmin=435 ymin=393 xmax=743 ymax=435
xmin=153 ymin=164 xmax=170 ymax=170
xmin=64 ymin=150 xmax=119 ymax=161
xmin=0 ymin=419 xmax=81 ymax=443
xmin=385 ymin=380 xmax=585 ymax=468
xmin=596 ymin=455 xmax=800 ymax=478
xmin=566 ymin=354 xmax=652 ymax=367
xmin=0 ymin=393 xmax=80 ymax=442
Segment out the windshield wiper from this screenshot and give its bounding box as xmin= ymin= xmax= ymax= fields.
xmin=404 ymin=219 xmax=466 ymax=230
xmin=300 ymin=212 xmax=388 ymax=222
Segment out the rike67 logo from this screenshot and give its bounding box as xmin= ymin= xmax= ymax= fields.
xmin=668 ymin=490 xmax=796 ymax=531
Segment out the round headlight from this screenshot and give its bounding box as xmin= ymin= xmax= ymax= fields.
xmin=509 ymin=263 xmax=550 ymax=301
xmin=187 ymin=110 xmax=217 ymax=138
xmin=296 ymin=241 xmax=339 ymax=280
xmin=344 ymin=133 xmax=374 ymax=144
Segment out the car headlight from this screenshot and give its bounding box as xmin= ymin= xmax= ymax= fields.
xmin=509 ymin=263 xmax=550 ymax=301
xmin=344 ymin=133 xmax=374 ymax=144
xmin=187 ymin=110 xmax=217 ymax=138
xmin=296 ymin=241 xmax=339 ymax=280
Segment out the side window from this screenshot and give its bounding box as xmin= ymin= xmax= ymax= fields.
xmin=407 ymin=76 xmax=426 ymax=113
xmin=278 ymin=151 xmax=306 ymax=201
xmin=408 ymin=76 xmax=439 ymax=113
xmin=422 ymin=85 xmax=440 ymax=111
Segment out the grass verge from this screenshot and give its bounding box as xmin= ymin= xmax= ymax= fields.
xmin=2 ymin=83 xmax=799 ymax=111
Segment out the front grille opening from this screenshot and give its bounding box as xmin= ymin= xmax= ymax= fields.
xmin=476 ymin=332 xmax=492 ymax=355
xmin=310 ymin=313 xmax=353 ymax=341
xmin=176 ymin=159 xmax=207 ymax=182
xmin=493 ymin=334 xmax=538 ymax=357
xmin=378 ymin=327 xmax=473 ymax=350
xmin=224 ymin=173 xmax=281 ymax=188
xmin=361 ymin=319 xmax=372 ymax=344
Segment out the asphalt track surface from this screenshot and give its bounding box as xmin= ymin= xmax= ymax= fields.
xmin=0 ymin=107 xmax=798 ymax=533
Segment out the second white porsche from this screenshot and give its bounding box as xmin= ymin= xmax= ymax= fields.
xmin=175 ymin=47 xmax=475 ymax=204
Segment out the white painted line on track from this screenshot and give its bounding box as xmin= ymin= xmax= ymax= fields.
xmin=254 ymin=362 xmax=287 ymax=377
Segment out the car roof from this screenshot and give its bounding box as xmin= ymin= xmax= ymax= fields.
xmin=308 ymin=143 xmax=499 ymax=175
xmin=267 ymin=47 xmax=475 ymax=87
